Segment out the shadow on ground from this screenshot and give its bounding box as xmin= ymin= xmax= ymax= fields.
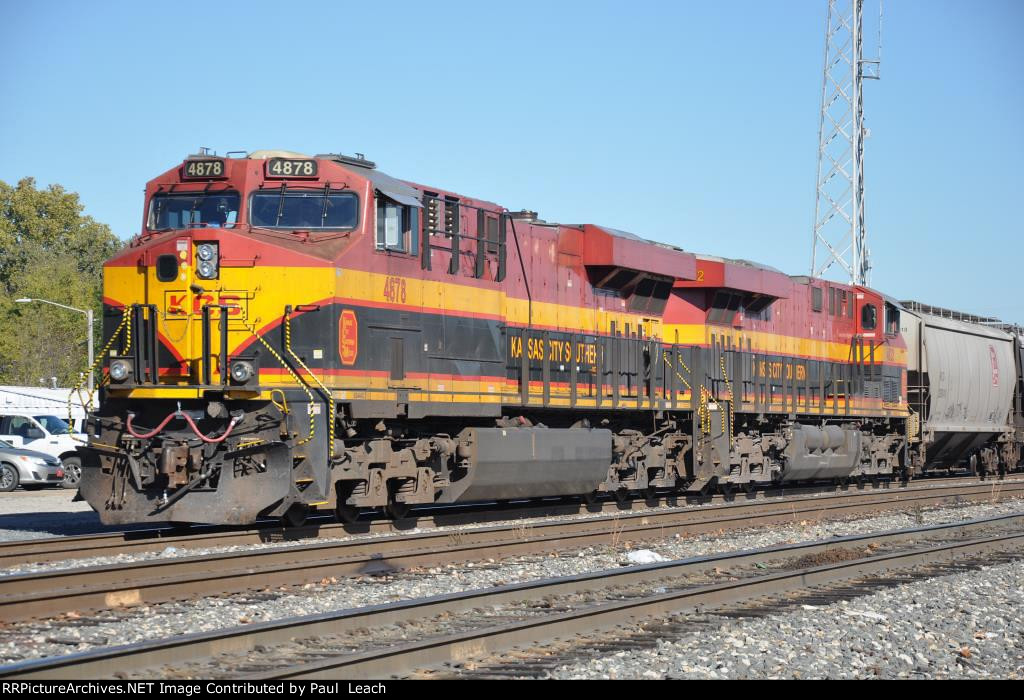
xmin=0 ymin=510 xmax=157 ymax=537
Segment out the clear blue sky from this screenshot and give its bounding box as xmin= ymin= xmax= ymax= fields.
xmin=2 ymin=1 xmax=1021 ymax=322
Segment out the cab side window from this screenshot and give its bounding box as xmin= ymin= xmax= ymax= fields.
xmin=861 ymin=303 xmax=878 ymax=331
xmin=376 ymin=197 xmax=418 ymax=254
xmin=884 ymin=303 xmax=900 ymax=335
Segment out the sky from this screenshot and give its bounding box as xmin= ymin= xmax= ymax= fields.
xmin=1 ymin=0 xmax=1021 ymax=322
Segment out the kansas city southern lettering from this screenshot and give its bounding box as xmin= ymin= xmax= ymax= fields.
xmin=509 ymin=336 xmax=598 ymax=368
xmin=758 ymin=360 xmax=807 ymax=381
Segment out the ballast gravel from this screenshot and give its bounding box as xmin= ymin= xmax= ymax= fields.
xmin=1 ymin=496 xmax=1023 ymax=667
xmin=545 ymin=558 xmax=1024 ymax=679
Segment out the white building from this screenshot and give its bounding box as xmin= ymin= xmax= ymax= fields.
xmin=0 ymin=385 xmax=92 ymax=427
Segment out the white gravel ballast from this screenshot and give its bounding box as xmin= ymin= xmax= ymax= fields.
xmin=547 ymin=559 xmax=1024 ymax=680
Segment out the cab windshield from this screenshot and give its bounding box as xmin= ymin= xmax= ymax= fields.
xmin=249 ymin=189 xmax=358 ymax=230
xmin=149 ymin=191 xmax=240 ymax=230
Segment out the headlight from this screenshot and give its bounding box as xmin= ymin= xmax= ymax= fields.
xmin=197 ymin=260 xmax=218 ymax=279
xmin=109 ymin=359 xmax=131 ymax=382
xmin=230 ymin=360 xmax=255 ymax=383
xmin=197 ymin=243 xmax=217 ymax=261
xmin=196 ymin=243 xmax=219 ymax=279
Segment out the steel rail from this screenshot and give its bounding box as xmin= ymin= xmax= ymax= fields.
xmin=3 ymin=512 xmax=1022 ymax=680
xmin=0 ymin=479 xmax=1021 ymax=622
xmin=1 ymin=474 xmax=1018 ymax=569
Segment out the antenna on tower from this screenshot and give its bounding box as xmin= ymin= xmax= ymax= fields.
xmin=811 ymin=0 xmax=883 ymax=286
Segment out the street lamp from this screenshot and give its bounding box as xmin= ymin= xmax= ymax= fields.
xmin=15 ymin=298 xmax=95 ymax=393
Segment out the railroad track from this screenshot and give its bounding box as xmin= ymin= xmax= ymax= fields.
xmin=0 ymin=478 xmax=1021 ymax=623
xmin=2 ymin=474 xmax=1019 ymax=570
xmin=3 ymin=512 xmax=1022 ymax=679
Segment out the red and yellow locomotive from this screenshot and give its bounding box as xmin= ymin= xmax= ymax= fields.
xmin=82 ymin=150 xmax=915 ymax=525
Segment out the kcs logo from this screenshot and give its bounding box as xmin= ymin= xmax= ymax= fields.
xmin=165 ymin=291 xmax=245 ymax=317
xmin=339 ymin=309 xmax=358 ymax=365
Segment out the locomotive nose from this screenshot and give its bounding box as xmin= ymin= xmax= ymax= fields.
xmin=132 ymin=228 xmax=251 ymax=385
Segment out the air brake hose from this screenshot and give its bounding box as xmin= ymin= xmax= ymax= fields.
xmin=124 ymin=411 xmax=177 ymax=439
xmin=125 ymin=406 xmax=239 ymax=444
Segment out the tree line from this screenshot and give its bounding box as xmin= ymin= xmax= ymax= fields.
xmin=0 ymin=177 xmax=123 ymax=387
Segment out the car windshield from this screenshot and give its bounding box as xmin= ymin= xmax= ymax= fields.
xmin=33 ymin=415 xmax=68 ymax=433
xmin=249 ymin=189 xmax=358 ymax=230
xmin=149 ymin=191 xmax=240 ymax=230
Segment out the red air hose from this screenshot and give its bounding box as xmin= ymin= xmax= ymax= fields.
xmin=126 ymin=410 xmax=239 ymax=444
xmin=180 ymin=411 xmax=238 ymax=444
xmin=125 ymin=412 xmax=177 ymax=439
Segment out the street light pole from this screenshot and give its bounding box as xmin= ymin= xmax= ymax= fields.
xmin=86 ymin=308 xmax=94 ymax=394
xmin=15 ymin=298 xmax=95 ymax=393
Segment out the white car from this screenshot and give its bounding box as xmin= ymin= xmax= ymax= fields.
xmin=0 ymin=414 xmax=86 ymax=488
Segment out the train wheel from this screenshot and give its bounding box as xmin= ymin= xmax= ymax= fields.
xmin=385 ymin=500 xmax=411 ymax=520
xmin=336 ymin=504 xmax=360 ymax=524
xmin=742 ymin=482 xmax=756 ymax=496
xmin=613 ymin=489 xmax=631 ymax=506
xmin=582 ymin=491 xmax=600 ymax=507
xmin=282 ymin=503 xmax=308 ymax=528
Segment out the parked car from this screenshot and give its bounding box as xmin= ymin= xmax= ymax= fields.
xmin=0 ymin=414 xmax=85 ymax=488
xmin=0 ymin=439 xmax=65 ymax=491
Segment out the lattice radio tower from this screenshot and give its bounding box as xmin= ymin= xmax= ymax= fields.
xmin=811 ymin=0 xmax=882 ymax=286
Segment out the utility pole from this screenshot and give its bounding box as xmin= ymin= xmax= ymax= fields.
xmin=811 ymin=0 xmax=882 ymax=286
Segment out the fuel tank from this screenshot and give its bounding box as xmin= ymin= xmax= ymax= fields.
xmin=780 ymin=424 xmax=862 ymax=481
xmin=437 ymin=427 xmax=612 ymax=502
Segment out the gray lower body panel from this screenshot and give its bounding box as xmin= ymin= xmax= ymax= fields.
xmin=439 ymin=427 xmax=612 ymax=502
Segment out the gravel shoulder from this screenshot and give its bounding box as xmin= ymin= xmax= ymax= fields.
xmin=547 ymin=559 xmax=1024 ymax=679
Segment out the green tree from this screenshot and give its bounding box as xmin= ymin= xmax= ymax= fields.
xmin=0 ymin=177 xmax=123 ymax=386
